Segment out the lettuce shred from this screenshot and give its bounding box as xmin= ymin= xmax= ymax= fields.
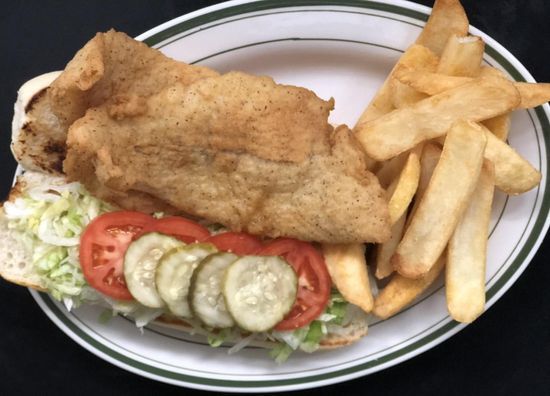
xmin=3 ymin=179 xmax=112 ymax=307
xmin=269 ymin=290 xmax=349 ymax=362
xmin=269 ymin=343 xmax=294 ymax=364
xmin=207 ymin=328 xmax=232 ymax=347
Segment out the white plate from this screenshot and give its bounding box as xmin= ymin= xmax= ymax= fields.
xmin=27 ymin=0 xmax=550 ymax=392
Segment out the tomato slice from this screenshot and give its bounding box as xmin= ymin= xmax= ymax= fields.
xmin=80 ymin=211 xmax=154 ymax=300
xmin=150 ymin=216 xmax=210 ymax=243
xmin=206 ymin=232 xmax=263 ymax=255
xmin=259 ymin=238 xmax=331 ymax=330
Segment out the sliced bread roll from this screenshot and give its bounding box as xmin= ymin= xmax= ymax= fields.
xmin=11 ymin=71 xmax=65 ymax=174
xmin=0 ymin=173 xmax=46 ymax=290
xmin=0 ymin=212 xmax=45 ymax=290
xmin=0 ymin=171 xmax=368 ymax=349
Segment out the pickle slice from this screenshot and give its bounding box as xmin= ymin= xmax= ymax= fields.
xmin=190 ymin=252 xmax=238 ymax=328
xmin=156 ymin=243 xmax=217 ymax=318
xmin=223 ymin=256 xmax=297 ymax=332
xmin=123 ymin=232 xmax=183 ymax=308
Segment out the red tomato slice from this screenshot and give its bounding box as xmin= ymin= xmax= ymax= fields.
xmin=80 ymin=211 xmax=154 ymax=300
xmin=150 ymin=216 xmax=210 ymax=243
xmin=206 ymin=232 xmax=263 ymax=255
xmin=259 ymin=238 xmax=331 ymax=330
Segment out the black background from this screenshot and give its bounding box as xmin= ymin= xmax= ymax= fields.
xmin=1 ymin=1 xmax=549 ymax=395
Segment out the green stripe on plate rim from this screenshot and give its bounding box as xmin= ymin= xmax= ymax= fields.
xmin=141 ymin=0 xmax=428 ymax=47
xmin=31 ymin=0 xmax=550 ymax=390
xmin=37 ymin=291 xmax=459 ymax=387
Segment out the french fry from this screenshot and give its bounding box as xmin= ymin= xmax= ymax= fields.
xmin=415 ymin=0 xmax=469 ymax=56
xmin=406 ymin=143 xmax=442 ymax=226
xmin=479 ymin=65 xmax=505 ymax=78
xmin=357 ymin=78 xmax=394 ymax=125
xmin=447 ymin=161 xmax=495 ymax=323
xmin=440 ymin=50 xmax=511 ymax=142
xmin=392 ymin=120 xmax=487 ymax=278
xmin=388 ymin=47 xmax=438 ymax=109
xmin=394 ymin=68 xmax=470 ymax=96
xmin=375 ymin=213 xmax=406 ymax=279
xmin=395 ymin=69 xmax=550 ymax=110
xmin=433 ymin=128 xmax=538 ymax=194
xmin=322 ymin=243 xmax=374 ymax=313
xmin=374 ymin=146 xmax=421 ymax=280
xmin=386 ymin=148 xmax=421 ymax=225
xmin=481 ymin=62 xmax=550 ymax=107
xmin=475 ymin=68 xmax=512 ymax=141
xmin=390 ymin=78 xmax=428 ymax=109
xmin=482 ymin=114 xmax=510 ymax=141
xmin=376 ymin=152 xmax=409 ymax=188
xmin=516 ymin=82 xmax=550 ymax=109
xmin=437 ymin=35 xmax=485 ymax=77
xmin=355 ymin=76 xmax=519 ymax=161
xmin=373 ymin=254 xmax=445 ymax=319
xmin=357 ymin=44 xmax=438 ymax=125
xmin=482 ymin=127 xmax=541 ymax=194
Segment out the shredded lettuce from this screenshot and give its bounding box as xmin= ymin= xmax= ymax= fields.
xmin=325 ymin=302 xmax=347 ymax=326
xmin=4 ymin=179 xmax=112 ymax=307
xmin=207 ymin=328 xmax=232 ymax=347
xmin=300 ymin=321 xmax=324 ymax=353
xmin=269 ymin=343 xmax=294 ymax=364
xmin=228 ymin=333 xmax=257 ymax=355
xmin=99 ymin=309 xmax=115 ymax=324
xmin=269 ymin=290 xmax=350 ymax=362
xmin=76 ymin=288 xmax=160 ymax=329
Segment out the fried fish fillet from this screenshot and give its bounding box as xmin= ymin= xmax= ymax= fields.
xmin=11 ymin=30 xmax=217 ymax=174
xmin=65 ymin=72 xmax=391 ymax=243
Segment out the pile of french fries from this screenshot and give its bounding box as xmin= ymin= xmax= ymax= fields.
xmin=323 ymin=0 xmax=550 ymax=325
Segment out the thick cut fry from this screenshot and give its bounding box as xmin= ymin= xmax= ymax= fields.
xmin=396 ymin=69 xmax=550 ymax=109
xmin=478 ymin=67 xmax=550 ymax=109
xmin=472 ymin=69 xmax=512 ymax=141
xmin=355 ymin=76 xmax=519 ymax=161
xmin=482 ymin=114 xmax=510 ymax=141
xmin=389 ymin=47 xmax=437 ymax=109
xmin=375 ymin=151 xmax=409 ymax=189
xmin=433 ymin=128 xmax=538 ymax=193
xmin=375 ymin=213 xmax=406 ymax=279
xmin=407 ymin=143 xmax=442 ymax=227
xmin=516 ymin=82 xmax=550 ymax=109
xmin=390 ymin=45 xmax=439 ymax=109
xmin=437 ymin=35 xmax=485 ymax=77
xmin=447 ymin=161 xmax=495 ymax=323
xmin=472 ymin=68 xmax=511 ymax=141
xmin=390 ymin=78 xmax=429 ymax=109
xmin=386 ymin=149 xmax=421 ymax=225
xmin=357 ymin=78 xmax=394 ymax=125
xmin=321 ymin=243 xmax=373 ymax=313
xmin=393 ymin=120 xmax=487 ymax=278
xmin=357 ymin=44 xmax=438 ymax=125
xmin=394 ymin=68 xmax=470 ymax=96
xmin=483 ymin=127 xmax=541 ymax=194
xmin=373 ymin=255 xmax=445 ymax=319
xmin=479 ymin=66 xmax=506 ymax=78
xmin=415 ymin=0 xmax=469 ymax=56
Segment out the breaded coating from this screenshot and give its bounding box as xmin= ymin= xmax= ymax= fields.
xmin=65 ymin=72 xmax=390 ymax=243
xmin=11 ymin=30 xmax=217 ymax=174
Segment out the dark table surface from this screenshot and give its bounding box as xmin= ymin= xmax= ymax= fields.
xmin=1 ymin=1 xmax=549 ymax=395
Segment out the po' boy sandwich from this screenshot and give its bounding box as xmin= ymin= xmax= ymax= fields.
xmin=1 ymin=31 xmax=390 ymax=361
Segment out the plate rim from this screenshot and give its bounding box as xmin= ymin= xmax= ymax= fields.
xmin=24 ymin=0 xmax=550 ymax=392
